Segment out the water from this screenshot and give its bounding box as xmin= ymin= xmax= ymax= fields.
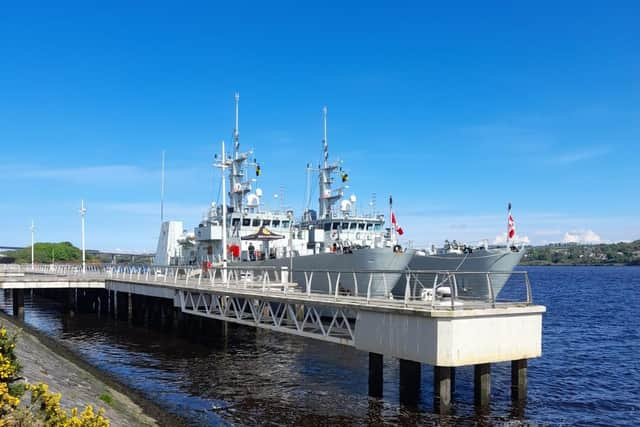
xmin=2 ymin=266 xmax=639 ymax=426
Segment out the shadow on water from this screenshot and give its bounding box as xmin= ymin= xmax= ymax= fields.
xmin=1 ymin=265 xmax=639 ymax=425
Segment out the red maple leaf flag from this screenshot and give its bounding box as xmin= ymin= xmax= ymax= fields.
xmin=508 ymin=212 xmax=516 ymax=239
xmin=391 ymin=211 xmax=404 ymax=236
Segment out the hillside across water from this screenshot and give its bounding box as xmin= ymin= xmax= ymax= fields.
xmin=521 ymin=240 xmax=640 ymax=266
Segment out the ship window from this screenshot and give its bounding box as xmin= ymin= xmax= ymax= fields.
xmin=349 ymin=223 xmax=357 ymax=230
xmin=232 ymin=218 xmax=240 ymax=226
xmin=358 ymin=223 xmax=365 ymax=230
xmin=272 ymin=220 xmax=280 ymax=227
xmin=323 ymin=223 xmax=331 ymax=231
xmin=252 ymin=219 xmax=261 ymax=227
xmin=374 ymin=224 xmax=382 ymax=231
xmin=282 ymin=220 xmax=290 ymax=228
xmin=263 ymin=219 xmax=271 ymax=226
xmin=332 ymin=222 xmax=340 ymax=230
xmin=242 ymin=218 xmax=251 ymax=226
xmin=342 ymin=222 xmax=349 ymax=230
xmin=366 ymin=223 xmax=373 ymax=231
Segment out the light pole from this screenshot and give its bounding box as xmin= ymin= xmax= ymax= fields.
xmin=30 ymin=220 xmax=35 ymax=270
xmin=80 ymin=200 xmax=87 ymax=273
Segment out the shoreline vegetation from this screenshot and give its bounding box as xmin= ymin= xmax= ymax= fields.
xmin=520 ymin=240 xmax=640 ymax=266
xmin=0 ymin=311 xmax=187 ymax=427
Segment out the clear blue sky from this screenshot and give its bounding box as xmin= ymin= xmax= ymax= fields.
xmin=1 ymin=1 xmax=638 ymax=251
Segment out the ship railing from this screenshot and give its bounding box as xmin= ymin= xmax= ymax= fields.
xmin=399 ymin=269 xmax=532 ymax=309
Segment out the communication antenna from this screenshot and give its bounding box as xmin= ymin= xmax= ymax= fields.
xmin=233 ymin=92 xmax=240 ymax=153
xmin=322 ymin=106 xmax=328 ymax=167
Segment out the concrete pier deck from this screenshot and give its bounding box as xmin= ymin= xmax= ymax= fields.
xmin=1 ymin=264 xmax=545 ymax=413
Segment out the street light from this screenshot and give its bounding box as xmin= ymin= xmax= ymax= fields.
xmin=80 ymin=200 xmax=87 ymax=273
xmin=30 ymin=220 xmax=35 ymax=270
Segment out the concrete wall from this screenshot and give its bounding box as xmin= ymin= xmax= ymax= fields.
xmin=353 ymin=306 xmax=544 ymax=367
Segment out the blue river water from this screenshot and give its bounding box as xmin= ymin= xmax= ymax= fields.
xmin=1 ymin=266 xmax=639 ymax=426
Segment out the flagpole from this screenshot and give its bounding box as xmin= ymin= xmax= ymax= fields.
xmin=221 ymin=140 xmax=228 ymax=282
xmin=389 ymin=195 xmax=395 ymax=242
xmin=507 ymin=202 xmax=512 ymax=248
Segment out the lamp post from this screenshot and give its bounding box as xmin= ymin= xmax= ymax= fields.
xmin=30 ymin=220 xmax=35 ymax=270
xmin=80 ymin=200 xmax=87 ymax=273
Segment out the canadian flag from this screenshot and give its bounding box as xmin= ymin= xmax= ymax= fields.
xmin=508 ymin=211 xmax=516 ymax=240
xmin=391 ymin=211 xmax=404 ymax=236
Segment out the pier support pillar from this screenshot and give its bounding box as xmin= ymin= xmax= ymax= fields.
xmin=113 ymin=291 xmax=118 ymax=320
xmin=368 ymin=352 xmax=383 ymax=398
xmin=511 ymin=359 xmax=528 ymax=403
xmin=399 ymin=359 xmax=421 ymax=406
xmin=12 ymin=289 xmax=24 ymax=320
xmin=65 ymin=289 xmax=76 ymax=317
xmin=451 ymin=367 xmax=456 ymax=395
xmin=433 ymin=366 xmax=452 ymax=415
xmin=127 ymin=293 xmax=133 ymax=323
xmin=474 ymin=363 xmax=491 ymax=411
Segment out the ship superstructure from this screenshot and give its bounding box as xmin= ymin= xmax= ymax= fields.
xmin=155 ymin=96 xmax=413 ymax=297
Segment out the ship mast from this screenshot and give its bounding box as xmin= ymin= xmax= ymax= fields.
xmin=228 ymin=92 xmax=252 ymax=213
xmin=318 ymin=106 xmax=342 ymax=219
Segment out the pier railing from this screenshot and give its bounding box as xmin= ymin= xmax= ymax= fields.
xmin=1 ymin=263 xmax=533 ymax=310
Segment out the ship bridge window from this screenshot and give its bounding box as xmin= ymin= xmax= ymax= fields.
xmin=252 ymin=219 xmax=261 ymax=227
xmin=342 ymin=222 xmax=349 ymax=230
xmin=323 ymin=223 xmax=331 ymax=231
xmin=242 ymin=218 xmax=251 ymax=226
xmin=358 ymin=223 xmax=365 ymax=230
xmin=332 ymin=222 xmax=340 ymax=230
xmin=282 ymin=220 xmax=290 ymax=228
xmin=263 ymin=219 xmax=271 ymax=226
xmin=349 ymin=223 xmax=357 ymax=230
xmin=232 ymin=218 xmax=240 ymax=226
xmin=272 ymin=220 xmax=280 ymax=227
xmin=366 ymin=223 xmax=373 ymax=231
xmin=374 ymin=224 xmax=382 ymax=231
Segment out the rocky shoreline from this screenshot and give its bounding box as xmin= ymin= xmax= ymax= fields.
xmin=0 ymin=311 xmax=188 ymax=427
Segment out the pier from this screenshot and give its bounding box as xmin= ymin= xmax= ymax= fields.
xmin=0 ymin=264 xmax=544 ymax=414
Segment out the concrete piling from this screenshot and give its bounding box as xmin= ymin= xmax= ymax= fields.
xmin=399 ymin=359 xmax=421 ymax=406
xmin=12 ymin=289 xmax=24 ymax=319
xmin=368 ymin=352 xmax=383 ymax=398
xmin=433 ymin=366 xmax=452 ymax=414
xmin=511 ymin=359 xmax=528 ymax=403
xmin=127 ymin=292 xmax=133 ymax=323
xmin=474 ymin=363 xmax=491 ymax=410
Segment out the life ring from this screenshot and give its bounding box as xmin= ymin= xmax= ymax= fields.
xmin=393 ymin=244 xmax=402 ymax=253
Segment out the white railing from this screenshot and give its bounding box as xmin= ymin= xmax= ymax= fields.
xmin=0 ymin=264 xmax=533 ymax=310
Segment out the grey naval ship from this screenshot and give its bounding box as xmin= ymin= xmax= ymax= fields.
xmin=154 ymin=94 xmax=523 ymax=301
xmin=154 ymin=95 xmax=414 ymax=298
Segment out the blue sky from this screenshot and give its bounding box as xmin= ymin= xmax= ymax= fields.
xmin=1 ymin=1 xmax=638 ymax=252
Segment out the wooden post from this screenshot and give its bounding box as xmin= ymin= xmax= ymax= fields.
xmin=368 ymin=352 xmax=383 ymax=398
xmin=399 ymin=359 xmax=421 ymax=406
xmin=433 ymin=366 xmax=452 ymax=414
xmin=511 ymin=359 xmax=528 ymax=403
xmin=474 ymin=363 xmax=491 ymax=410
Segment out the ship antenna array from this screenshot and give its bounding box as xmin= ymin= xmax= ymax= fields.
xmin=233 ymin=92 xmax=240 ymax=154
xmin=322 ymin=106 xmax=328 ymax=167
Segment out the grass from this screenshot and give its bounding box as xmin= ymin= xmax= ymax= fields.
xmin=98 ymin=392 xmax=113 ymax=406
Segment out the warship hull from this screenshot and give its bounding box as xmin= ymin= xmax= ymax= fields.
xmin=232 ymin=248 xmax=415 ymax=298
xmin=401 ymin=248 xmax=525 ymax=300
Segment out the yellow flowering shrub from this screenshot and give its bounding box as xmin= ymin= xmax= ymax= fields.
xmin=0 ymin=325 xmax=110 ymax=427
